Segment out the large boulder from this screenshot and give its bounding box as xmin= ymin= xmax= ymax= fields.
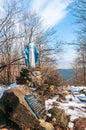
xmin=74 ymin=117 xmax=86 ymax=130
xmin=47 ymin=107 xmax=68 ymax=130
xmin=39 ymin=119 xmax=54 ymax=130
xmin=0 ymin=109 xmax=7 ymax=128
xmin=0 ymin=85 xmax=40 ymax=130
xmin=0 ymin=85 xmax=69 ymax=130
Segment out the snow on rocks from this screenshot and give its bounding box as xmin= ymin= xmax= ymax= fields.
xmin=45 ymin=95 xmax=86 ymax=122
xmin=68 ymin=121 xmax=74 ymax=129
xmin=0 ymin=84 xmax=86 ymax=129
xmin=45 ymin=86 xmax=86 ymax=129
xmin=0 ymin=82 xmax=19 ymax=98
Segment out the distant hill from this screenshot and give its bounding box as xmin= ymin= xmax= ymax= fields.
xmin=58 ymin=69 xmax=74 ymax=80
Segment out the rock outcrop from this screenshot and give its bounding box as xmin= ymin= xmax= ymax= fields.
xmin=47 ymin=107 xmax=68 ymax=130
xmin=0 ymin=109 xmax=7 ymax=128
xmin=74 ymin=117 xmax=86 ymax=130
xmin=16 ymin=67 xmax=43 ymax=89
xmin=0 ymin=85 xmax=40 ymax=130
xmin=0 ymin=85 xmax=69 ymax=130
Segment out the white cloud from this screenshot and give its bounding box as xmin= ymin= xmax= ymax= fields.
xmin=0 ymin=6 xmax=4 ymax=13
xmin=0 ymin=0 xmax=73 ymax=27
xmin=30 ymin=0 xmax=73 ymax=27
xmin=0 ymin=0 xmax=5 ymax=18
xmin=0 ymin=0 xmax=21 ymax=36
xmin=0 ymin=0 xmax=12 ymax=18
xmin=31 ymin=0 xmax=47 ymax=11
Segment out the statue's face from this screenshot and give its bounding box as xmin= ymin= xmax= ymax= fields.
xmin=29 ymin=42 xmax=34 ymax=48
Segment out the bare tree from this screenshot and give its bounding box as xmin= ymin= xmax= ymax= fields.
xmin=0 ymin=1 xmax=62 ymax=85
xmin=22 ymin=10 xmax=62 ymax=66
xmin=0 ymin=0 xmax=23 ymax=84
xmin=73 ymin=0 xmax=86 ymax=37
xmin=72 ymin=0 xmax=86 ymax=85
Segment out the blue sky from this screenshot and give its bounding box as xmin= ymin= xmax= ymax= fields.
xmin=0 ymin=0 xmax=77 ymax=69
xmin=54 ymin=8 xmax=77 ymax=69
xmin=27 ymin=0 xmax=77 ymax=69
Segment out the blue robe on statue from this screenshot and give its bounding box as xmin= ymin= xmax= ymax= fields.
xmin=24 ymin=42 xmax=40 ymax=68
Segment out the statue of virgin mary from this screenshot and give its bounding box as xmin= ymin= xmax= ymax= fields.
xmin=24 ymin=42 xmax=40 ymax=68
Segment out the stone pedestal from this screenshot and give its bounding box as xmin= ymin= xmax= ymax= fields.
xmin=16 ymin=67 xmax=43 ymax=89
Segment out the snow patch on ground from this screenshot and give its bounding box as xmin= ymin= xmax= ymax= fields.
xmin=0 ymin=82 xmax=18 ymax=98
xmin=0 ymin=84 xmax=86 ymax=123
xmin=45 ymin=86 xmax=86 ymax=122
